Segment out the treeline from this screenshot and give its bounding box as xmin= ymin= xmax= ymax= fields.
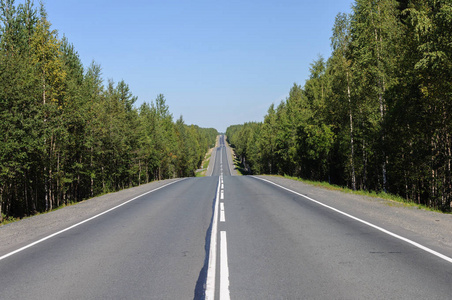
xmin=226 ymin=0 xmax=451 ymax=211
xmin=0 ymin=1 xmax=217 ymax=221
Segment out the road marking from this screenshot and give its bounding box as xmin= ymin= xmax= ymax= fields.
xmin=221 ymin=190 xmax=224 ymax=200
xmin=253 ymin=176 xmax=452 ymax=264
xmin=0 ymin=179 xmax=185 ymax=262
xmin=220 ymin=231 xmax=231 ymax=300
xmin=205 ymin=177 xmax=221 ymax=300
xmin=220 ymin=202 xmax=225 ymax=222
xmin=221 ymin=183 xmax=224 ymax=189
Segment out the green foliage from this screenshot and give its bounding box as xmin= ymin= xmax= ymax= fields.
xmin=226 ymin=0 xmax=452 ymax=211
xmin=0 ymin=1 xmax=218 ymax=221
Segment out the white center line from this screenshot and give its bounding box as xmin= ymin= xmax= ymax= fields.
xmin=220 ymin=231 xmax=231 ymax=300
xmin=220 ymin=202 xmax=225 ymax=222
xmin=205 ymin=177 xmax=221 ymax=300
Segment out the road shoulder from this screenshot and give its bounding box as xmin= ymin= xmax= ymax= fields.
xmin=224 ymin=135 xmax=238 ymax=176
xmin=0 ymin=179 xmax=182 ymax=256
xmin=255 ymin=175 xmax=452 ymax=259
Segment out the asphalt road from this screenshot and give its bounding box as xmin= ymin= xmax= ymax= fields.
xmin=222 ymin=176 xmax=451 ymax=299
xmin=0 ymin=135 xmax=451 ymax=299
xmin=0 ymin=177 xmax=216 ymax=299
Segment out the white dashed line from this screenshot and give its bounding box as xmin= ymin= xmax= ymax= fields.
xmin=205 ymin=177 xmax=221 ymax=300
xmin=220 ymin=231 xmax=231 ymax=300
xmin=220 ymin=202 xmax=225 ymax=222
xmin=207 ymin=139 xmax=231 ymax=299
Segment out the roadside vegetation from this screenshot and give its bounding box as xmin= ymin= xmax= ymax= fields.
xmin=227 ymin=0 xmax=452 ymax=212
xmin=0 ymin=1 xmax=218 ymax=223
xmin=195 ymin=152 xmax=212 ymax=177
xmin=280 ymin=175 xmax=445 ymax=213
xmin=231 ymin=152 xmax=248 ymax=176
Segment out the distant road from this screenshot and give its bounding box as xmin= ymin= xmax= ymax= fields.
xmin=0 ymin=135 xmax=451 ymax=299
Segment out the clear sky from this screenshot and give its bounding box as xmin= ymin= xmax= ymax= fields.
xmin=42 ymin=0 xmax=354 ymax=132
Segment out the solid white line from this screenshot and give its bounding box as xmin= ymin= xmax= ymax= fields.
xmin=205 ymin=177 xmax=221 ymax=300
xmin=220 ymin=231 xmax=231 ymax=300
xmin=253 ymin=176 xmax=452 ymax=264
xmin=0 ymin=179 xmax=184 ymax=262
xmin=220 ymin=203 xmax=225 ymax=222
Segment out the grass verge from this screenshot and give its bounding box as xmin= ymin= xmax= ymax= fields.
xmin=233 ymin=156 xmax=252 ymax=176
xmin=275 ymin=174 xmax=446 ymax=213
xmin=0 ymin=199 xmax=83 ymax=226
xmin=195 ymin=151 xmax=213 ymax=177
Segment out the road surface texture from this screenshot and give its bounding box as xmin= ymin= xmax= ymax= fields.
xmin=0 ymin=135 xmax=451 ymax=299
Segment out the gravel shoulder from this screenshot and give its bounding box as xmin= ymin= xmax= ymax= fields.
xmin=205 ymin=136 xmax=219 ymax=177
xmin=0 ymin=179 xmax=182 ymax=257
xmin=256 ymin=175 xmax=452 ymax=259
xmin=224 ymin=135 xmax=238 ymax=176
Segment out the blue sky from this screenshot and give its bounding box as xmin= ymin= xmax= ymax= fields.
xmin=43 ymin=0 xmax=353 ymax=132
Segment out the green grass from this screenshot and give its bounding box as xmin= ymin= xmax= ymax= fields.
xmin=203 ymin=154 xmax=211 ymax=169
xmin=0 ymin=214 xmax=19 ymax=226
xmin=233 ymin=156 xmax=248 ymax=176
xmin=278 ymin=174 xmax=446 ymax=213
xmin=0 ymin=199 xmax=84 ymax=226
xmin=195 ymin=152 xmax=213 ymax=177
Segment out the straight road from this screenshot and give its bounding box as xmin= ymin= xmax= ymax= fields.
xmin=0 ymin=135 xmax=451 ymax=299
xmin=0 ymin=178 xmax=216 ymax=299
xmin=220 ymin=176 xmax=452 ymax=299
xmin=210 ymin=135 xmax=232 ymax=177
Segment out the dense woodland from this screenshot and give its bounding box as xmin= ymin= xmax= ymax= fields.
xmin=0 ymin=1 xmax=218 ymax=221
xmin=227 ymin=0 xmax=452 ymax=211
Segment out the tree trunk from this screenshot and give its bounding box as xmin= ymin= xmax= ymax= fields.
xmin=24 ymin=171 xmax=29 ymax=214
xmin=90 ymin=146 xmax=94 ymax=197
xmin=371 ymin=3 xmax=387 ymax=193
xmin=347 ymin=71 xmax=356 ymax=190
xmin=138 ymin=159 xmax=141 ymax=186
xmin=48 ymin=133 xmax=54 ymax=211
xmin=56 ymin=151 xmax=60 ymax=208
xmin=102 ymin=166 xmax=105 ymax=192
xmin=362 ymin=135 xmax=367 ymax=190
xmin=0 ymin=187 xmax=3 ymax=222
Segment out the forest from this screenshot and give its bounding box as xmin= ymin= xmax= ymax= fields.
xmin=0 ymin=1 xmax=218 ymax=221
xmin=227 ymin=0 xmax=452 ymax=211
